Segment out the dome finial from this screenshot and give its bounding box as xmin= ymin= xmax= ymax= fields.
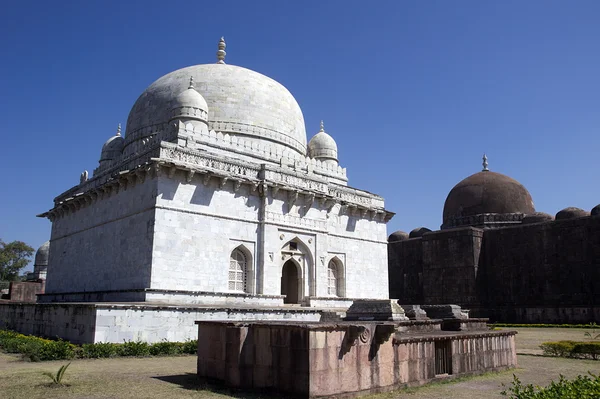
xmin=116 ymin=123 xmax=121 ymax=137
xmin=188 ymin=76 xmax=195 ymax=89
xmin=216 ymin=37 xmax=226 ymax=64
xmin=482 ymin=153 xmax=489 ymax=171
xmin=319 ymin=120 xmax=324 ymax=132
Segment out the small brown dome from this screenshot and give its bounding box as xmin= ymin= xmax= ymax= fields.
xmin=555 ymin=207 xmax=590 ymax=220
xmin=443 ymin=171 xmax=535 ymax=228
xmin=409 ymin=227 xmax=431 ymax=238
xmin=388 ymin=231 xmax=409 ymax=242
xmin=522 ymin=212 xmax=554 ymax=224
xmin=592 ymin=204 xmax=600 ymax=216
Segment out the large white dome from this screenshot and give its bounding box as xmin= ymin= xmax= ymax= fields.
xmin=125 ymin=63 xmax=307 ymax=156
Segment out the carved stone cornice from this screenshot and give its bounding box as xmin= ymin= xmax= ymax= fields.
xmin=38 ymin=143 xmax=395 ymax=224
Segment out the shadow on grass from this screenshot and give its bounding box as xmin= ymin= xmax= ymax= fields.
xmin=152 ymin=373 xmax=289 ymax=398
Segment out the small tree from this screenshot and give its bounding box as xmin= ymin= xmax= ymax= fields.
xmin=0 ymin=240 xmax=34 ymax=281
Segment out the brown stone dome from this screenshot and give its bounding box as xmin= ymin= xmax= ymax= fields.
xmin=555 ymin=207 xmax=590 ymax=220
xmin=592 ymin=204 xmax=600 ymax=216
xmin=409 ymin=227 xmax=431 ymax=238
xmin=388 ymin=231 xmax=409 ymax=242
xmin=442 ymin=171 xmax=535 ymax=229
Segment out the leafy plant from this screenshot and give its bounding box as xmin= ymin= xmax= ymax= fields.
xmin=1 ymin=329 xmax=197 ymax=361
xmin=540 ymin=341 xmax=600 ymax=360
xmin=118 ymin=340 xmax=150 ymax=357
xmin=583 ymin=322 xmax=600 ymax=340
xmin=81 ymin=342 xmax=119 ymax=358
xmin=501 ymin=373 xmax=600 ymax=398
xmin=181 ymin=339 xmax=198 ymax=354
xmin=490 ymin=323 xmax=600 ymax=329
xmin=42 ymin=362 xmax=71 ymax=386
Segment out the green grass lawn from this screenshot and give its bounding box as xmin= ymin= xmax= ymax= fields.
xmin=0 ymin=328 xmax=598 ymax=399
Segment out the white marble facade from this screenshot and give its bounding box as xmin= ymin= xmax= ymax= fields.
xmin=39 ymin=39 xmax=394 ymax=308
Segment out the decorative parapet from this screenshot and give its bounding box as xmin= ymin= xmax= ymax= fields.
xmin=39 ymin=142 xmax=394 ymax=224
xmin=442 ymin=212 xmax=525 ymax=230
xmin=172 ymin=123 xmax=348 ymax=182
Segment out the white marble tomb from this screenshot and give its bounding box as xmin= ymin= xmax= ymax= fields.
xmin=38 ymin=38 xmax=395 ymax=309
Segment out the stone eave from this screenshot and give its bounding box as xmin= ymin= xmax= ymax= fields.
xmin=38 ymin=143 xmax=394 ymax=223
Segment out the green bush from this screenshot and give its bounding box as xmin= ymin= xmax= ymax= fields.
xmin=0 ymin=330 xmax=76 ymax=361
xmin=540 ymin=340 xmax=600 ymax=360
xmin=501 ymin=373 xmax=600 ymax=398
xmin=149 ymin=341 xmax=183 ymax=356
xmin=491 ymin=323 xmax=599 ymax=329
xmin=81 ymin=342 xmax=119 ymax=358
xmin=572 ymin=342 xmax=600 ymax=360
xmin=0 ymin=329 xmax=196 ymax=361
xmin=118 ymin=340 xmax=150 ymax=357
xmin=36 ymin=339 xmax=77 ymax=361
xmin=181 ymin=339 xmax=197 ymax=354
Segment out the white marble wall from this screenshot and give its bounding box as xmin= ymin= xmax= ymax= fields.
xmin=44 ymin=150 xmax=389 ymax=306
xmin=0 ymin=303 xmax=321 ymax=344
xmin=151 ymin=173 xmax=260 ymax=293
xmin=45 ymin=179 xmax=157 ymax=294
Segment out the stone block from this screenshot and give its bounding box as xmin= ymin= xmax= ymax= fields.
xmin=401 ymin=304 xmax=429 ymax=320
xmin=345 ymin=299 xmax=408 ymax=321
xmin=421 ymin=304 xmax=468 ymax=320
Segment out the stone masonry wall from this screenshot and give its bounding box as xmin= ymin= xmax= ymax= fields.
xmin=196 ymin=322 xmax=517 ymax=398
xmin=0 ymin=303 xmax=322 ymax=344
xmin=388 ymin=238 xmax=423 ymax=303
xmin=45 ymin=178 xmax=157 ymax=294
xmin=421 ymin=227 xmax=483 ymax=307
xmin=152 ymin=173 xmax=259 ymax=293
xmin=479 ymin=216 xmax=600 ymax=322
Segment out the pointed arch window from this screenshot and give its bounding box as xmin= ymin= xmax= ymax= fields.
xmin=327 ymin=260 xmax=339 ymax=296
xmin=229 ymin=249 xmax=247 ymax=292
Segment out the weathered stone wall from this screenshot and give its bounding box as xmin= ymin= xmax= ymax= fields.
xmin=388 ymin=238 xmax=423 ymax=303
xmin=196 ymin=321 xmax=517 ymax=398
xmin=389 ymin=216 xmax=600 ymax=323
xmin=0 ymin=303 xmax=97 ymax=343
xmin=0 ymin=303 xmax=322 ymax=344
xmin=478 ymin=216 xmax=600 ymax=322
xmin=6 ymin=281 xmax=44 ymax=302
xmin=421 ymin=227 xmax=483 ymax=307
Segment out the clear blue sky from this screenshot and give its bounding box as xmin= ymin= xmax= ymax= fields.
xmin=1 ymin=0 xmax=599 ymax=271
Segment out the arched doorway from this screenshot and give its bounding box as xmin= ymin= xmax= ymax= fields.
xmin=281 ymin=260 xmax=300 ymax=304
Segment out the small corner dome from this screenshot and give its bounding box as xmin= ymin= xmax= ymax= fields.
xmin=99 ymin=128 xmax=124 ymax=162
xmin=388 ymin=230 xmax=409 ymax=242
xmin=409 ymin=227 xmax=431 ymax=238
xmin=591 ymin=204 xmax=600 ymax=216
xmin=34 ymin=241 xmax=50 ymax=266
xmin=522 ymin=212 xmax=554 ymax=224
xmin=555 ymin=207 xmax=590 ymax=220
xmin=308 ymin=122 xmax=338 ymax=161
xmin=171 ymin=78 xmax=208 ymax=113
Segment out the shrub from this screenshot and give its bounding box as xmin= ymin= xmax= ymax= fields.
xmin=81 ymin=342 xmax=119 ymax=358
xmin=540 ymin=340 xmax=600 ymax=360
xmin=149 ymin=341 xmax=183 ymax=356
xmin=571 ymin=342 xmax=600 ymax=360
xmin=540 ymin=341 xmax=576 ymax=357
xmin=0 ymin=329 xmax=196 ymax=361
xmin=37 ymin=339 xmax=77 ymax=361
xmin=501 ymin=373 xmax=600 ymax=398
xmin=118 ymin=340 xmax=150 ymax=357
xmin=181 ymin=339 xmax=197 ymax=355
xmin=491 ymin=323 xmax=600 ymax=329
